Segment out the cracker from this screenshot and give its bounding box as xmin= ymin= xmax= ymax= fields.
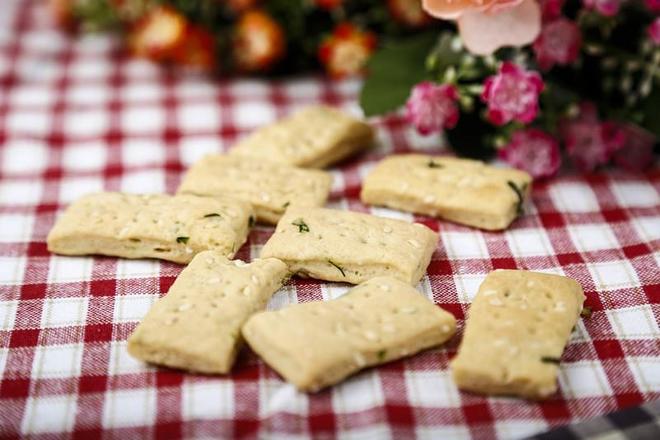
xmin=451 ymin=270 xmax=585 ymax=399
xmin=360 ymin=154 xmax=532 ymax=230
xmin=47 ymin=192 xmax=254 ymax=264
xmin=177 ymin=154 xmax=333 ymax=224
xmin=127 ymin=252 xmax=288 ymax=374
xmin=260 ymin=207 xmax=438 ymax=285
xmin=242 ymin=276 xmax=456 ymax=391
xmin=229 ymin=105 xmax=374 ymax=169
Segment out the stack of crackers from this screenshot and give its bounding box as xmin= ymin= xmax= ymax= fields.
xmin=47 ymin=105 xmax=585 ymax=399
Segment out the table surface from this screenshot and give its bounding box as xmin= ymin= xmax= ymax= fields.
xmin=1 ymin=0 xmax=659 ymax=438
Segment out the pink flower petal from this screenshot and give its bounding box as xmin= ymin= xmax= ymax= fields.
xmin=457 ymin=0 xmax=541 ymax=55
xmin=422 ymin=0 xmax=496 ymax=19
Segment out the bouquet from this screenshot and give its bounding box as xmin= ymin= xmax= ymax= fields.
xmin=359 ymin=0 xmax=660 ymax=177
xmin=49 ymin=0 xmax=432 ymax=76
xmin=51 ymin=0 xmax=659 ymax=177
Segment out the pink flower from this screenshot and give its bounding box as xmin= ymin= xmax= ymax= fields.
xmin=613 ymin=124 xmax=656 ymax=172
xmin=533 ymin=19 xmax=581 ymax=70
xmin=422 ymin=0 xmax=541 ymax=55
xmin=649 ymin=18 xmax=660 ymax=45
xmin=481 ymin=62 xmax=544 ymax=126
xmin=582 ymin=0 xmax=621 ymax=16
xmin=499 ymin=128 xmax=562 ymax=178
xmin=646 ymin=0 xmax=660 ymax=12
xmin=562 ymin=120 xmax=625 ymax=171
xmin=405 ymin=81 xmax=460 ymax=135
xmin=539 ymin=0 xmax=565 ymax=20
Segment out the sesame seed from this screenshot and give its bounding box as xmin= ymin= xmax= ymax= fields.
xmin=185 ymin=247 xmax=193 ymax=254
xmin=242 ymin=286 xmax=251 ymax=296
xmin=383 ymin=226 xmax=393 ymax=233
xmin=482 ymin=289 xmax=498 ymax=296
xmin=407 ymin=239 xmax=421 ymax=248
xmin=423 ymin=195 xmax=436 ymax=204
xmin=260 ymin=192 xmax=271 ymax=202
xmin=251 ymin=275 xmax=259 ymax=283
xmin=353 ymin=353 xmax=367 ymax=367
xmin=526 ymin=280 xmax=536 ymax=288
xmin=379 ymin=284 xmax=391 ymax=292
xmin=177 ymin=303 xmax=191 ymax=312
xmin=400 ymin=306 xmax=417 ymax=314
xmin=442 ymin=324 xmax=451 ymax=333
xmin=382 ymin=324 xmax=396 ymax=333
xmin=364 ymin=331 xmax=378 ymax=341
xmin=489 ymin=298 xmax=504 ymax=306
xmin=234 ymin=260 xmax=247 ymax=267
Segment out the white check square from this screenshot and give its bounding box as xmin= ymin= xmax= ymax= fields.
xmin=0 ymin=180 xmax=43 ymax=205
xmin=121 ymin=105 xmax=166 ymax=134
xmin=568 ymin=224 xmax=619 ymax=252
xmin=179 ymin=136 xmax=223 ymax=166
xmin=0 ymin=213 xmax=35 ymax=242
xmin=59 ymin=175 xmax=105 ymax=203
xmin=21 ymin=395 xmax=76 ymax=434
xmin=2 ymin=139 xmax=49 ymax=174
xmin=632 ymin=216 xmax=660 ymax=242
xmin=121 ymin=139 xmax=165 ymax=167
xmin=558 ymin=361 xmax=613 ymax=398
xmin=9 ymin=85 xmax=57 ymax=107
xmin=0 ymin=256 xmax=27 ymax=285
xmin=113 ymin=294 xmax=157 ymax=323
xmin=69 ymin=58 xmax=112 ymax=80
xmin=588 ymin=260 xmax=640 ymax=291
xmin=103 ymin=388 xmax=156 ymax=428
xmin=6 ymin=109 xmax=51 ymax=136
xmin=0 ymin=300 xmax=18 ymax=331
xmin=31 ymin=344 xmax=83 ymax=378
xmin=120 ymin=169 xmax=165 ymax=194
xmin=416 ymin=426 xmax=471 ymax=440
xmin=454 ymin=273 xmax=487 ymax=303
xmin=506 ymin=228 xmax=553 ymax=257
xmin=260 ymin=381 xmax=307 ymax=417
xmin=182 ymin=380 xmax=235 ymax=420
xmin=549 ymin=183 xmax=600 ymax=213
xmin=442 ymin=231 xmax=488 ymax=260
xmin=177 ymin=102 xmax=222 ymax=132
xmin=48 ymin=255 xmax=93 ymax=284
xmin=629 ymin=357 xmax=660 ymax=393
xmin=611 ymin=182 xmax=659 ymax=208
xmin=332 ymin=373 xmax=384 ymax=413
xmin=121 ymin=82 xmax=164 ymax=102
xmin=233 ymin=101 xmax=276 ymax=130
xmin=63 ymin=108 xmax=110 ymax=138
xmin=405 ymin=370 xmax=460 ymax=407
xmin=66 ymin=84 xmax=111 ymax=106
xmin=107 ymin=340 xmax=151 ymax=375
xmin=62 ymin=141 xmax=108 ymax=172
xmin=41 ymin=297 xmax=89 ymax=328
xmin=495 ymin=420 xmax=548 ymax=439
xmin=606 ymin=305 xmax=660 ymax=340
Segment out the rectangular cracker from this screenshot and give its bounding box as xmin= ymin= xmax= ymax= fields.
xmin=177 ymin=154 xmax=333 ymax=224
xmin=360 ymin=154 xmax=533 ymax=230
xmin=260 ymin=207 xmax=438 ymax=285
xmin=127 ymin=251 xmax=288 ymax=374
xmin=451 ymin=270 xmax=585 ymax=399
xmin=47 ymin=192 xmax=254 ymax=264
xmin=242 ymin=276 xmax=456 ymax=391
xmin=229 ymin=105 xmax=374 ymax=168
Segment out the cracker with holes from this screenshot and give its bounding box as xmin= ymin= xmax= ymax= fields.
xmin=242 ymin=276 xmax=456 ymax=391
xmin=229 ymin=105 xmax=374 ymax=168
xmin=360 ymin=154 xmax=532 ymax=231
xmin=260 ymin=207 xmax=438 ymax=285
xmin=177 ymin=154 xmax=333 ymax=224
xmin=451 ymin=270 xmax=585 ymax=399
xmin=47 ymin=192 xmax=254 ymax=264
xmin=127 ymin=251 xmax=288 ymax=374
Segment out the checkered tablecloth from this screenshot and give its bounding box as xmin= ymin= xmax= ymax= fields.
xmin=1 ymin=1 xmax=659 ymax=438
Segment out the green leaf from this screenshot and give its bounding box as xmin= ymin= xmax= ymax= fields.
xmin=176 ymin=236 xmax=189 ymax=244
xmin=359 ymin=32 xmax=437 ymax=117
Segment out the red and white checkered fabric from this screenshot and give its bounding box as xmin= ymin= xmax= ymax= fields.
xmin=1 ymin=1 xmax=659 ymax=438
